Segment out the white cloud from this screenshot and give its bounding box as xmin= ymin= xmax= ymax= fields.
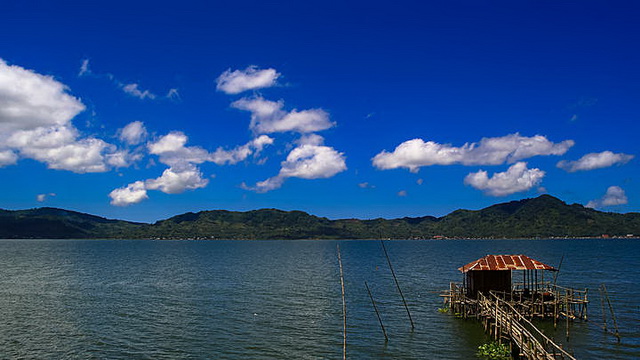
xmin=246 ymin=143 xmax=347 ymax=192
xmin=122 ymin=83 xmax=156 ymax=100
xmin=105 ymin=149 xmax=140 ymax=168
xmin=118 ymin=121 xmax=148 ymax=145
xmin=148 ymin=131 xmax=273 ymax=167
xmin=0 ymin=59 xmax=86 ymax=135
xmin=416 ymin=178 xmax=424 ymax=185
xmin=397 ymin=190 xmax=407 ymax=197
xmin=557 ymin=151 xmax=634 ymax=172
xmin=0 ymin=59 xmax=125 ymax=173
xmin=464 ymin=162 xmax=545 ymax=196
xmin=358 ymin=182 xmax=375 ymax=189
xmin=216 ymin=66 xmax=280 ymax=94
xmin=36 ymin=193 xmax=56 ymax=202
xmin=209 ymin=135 xmax=274 ymax=165
xmin=7 ymin=126 xmax=113 ymax=173
xmin=586 ymin=186 xmax=628 ymax=209
xmin=109 ymin=181 xmax=149 ymax=206
xmin=145 ymin=165 xmax=209 ymax=194
xmin=0 ymin=150 xmax=18 ymax=166
xmin=78 ymin=59 xmax=90 ymax=77
xmin=372 ymin=133 xmax=574 ymax=172
xmin=166 ymin=88 xmax=180 ymax=100
xmin=232 ymin=96 xmax=334 ymax=134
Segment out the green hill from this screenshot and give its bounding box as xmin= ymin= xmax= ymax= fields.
xmin=1 ymin=195 xmax=638 ymax=239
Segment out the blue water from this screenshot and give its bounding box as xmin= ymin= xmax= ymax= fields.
xmin=0 ymin=239 xmax=637 ymax=359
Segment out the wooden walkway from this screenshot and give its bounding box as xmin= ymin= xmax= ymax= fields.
xmin=443 ymin=283 xmax=586 ymax=360
xmin=476 ymin=291 xmax=576 ymax=360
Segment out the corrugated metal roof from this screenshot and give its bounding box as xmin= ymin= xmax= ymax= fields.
xmin=458 ymin=255 xmax=557 ymax=272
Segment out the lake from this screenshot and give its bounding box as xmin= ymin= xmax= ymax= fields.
xmin=0 ymin=239 xmax=638 ymax=359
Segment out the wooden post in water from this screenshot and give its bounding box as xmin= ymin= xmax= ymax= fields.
xmin=553 ymin=254 xmax=564 ymax=288
xmin=565 ymin=289 xmax=570 ymax=342
xmin=380 ymin=240 xmax=415 ymax=330
xmin=365 ymin=281 xmax=388 ymax=342
xmin=599 ymin=286 xmax=608 ymax=332
xmin=601 ymin=284 xmax=621 ymax=342
xmin=337 ymin=245 xmax=347 ymax=360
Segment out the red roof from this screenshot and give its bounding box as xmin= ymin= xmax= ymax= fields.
xmin=458 ymin=255 xmax=557 ymax=272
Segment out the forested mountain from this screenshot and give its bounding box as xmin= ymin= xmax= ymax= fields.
xmin=1 ymin=195 xmax=638 ymax=239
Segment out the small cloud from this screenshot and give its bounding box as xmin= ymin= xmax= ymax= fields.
xmin=397 ymin=190 xmax=407 ymax=197
xmin=78 ymin=59 xmax=90 ymax=77
xmin=118 ymin=121 xmax=148 ymax=145
xmin=416 ymin=178 xmax=424 ymax=185
xmin=232 ymin=96 xmax=334 ymax=134
xmin=365 ymin=112 xmax=375 ymax=119
xmin=36 ymin=193 xmax=56 ymax=202
xmin=464 ymin=162 xmax=545 ymax=196
xmin=109 ymin=181 xmax=148 ymax=206
xmin=216 ymin=66 xmax=280 ymax=94
xmin=166 ymin=88 xmax=180 ymax=100
xmin=557 ymin=151 xmax=634 ymax=172
xmin=244 ymin=143 xmax=347 ymax=193
xmin=122 ymin=83 xmax=156 ymax=100
xmin=358 ymin=182 xmax=375 ymax=189
xmin=570 ymin=114 xmax=578 ymax=122
xmin=586 ymin=186 xmax=628 ymax=209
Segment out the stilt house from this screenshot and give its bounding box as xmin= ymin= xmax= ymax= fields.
xmin=459 ymin=255 xmax=557 ymax=297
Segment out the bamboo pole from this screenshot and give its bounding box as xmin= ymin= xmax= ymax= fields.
xmin=602 ymin=284 xmax=621 ymax=342
xmin=365 ymin=281 xmax=388 ymax=342
xmin=553 ymin=254 xmax=564 ymax=288
xmin=337 ymin=245 xmax=347 ymax=360
xmin=600 ymin=285 xmax=608 ymax=332
xmin=380 ymin=240 xmax=415 ymax=330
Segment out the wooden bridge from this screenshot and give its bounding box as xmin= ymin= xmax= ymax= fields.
xmin=476 ymin=291 xmax=576 ymax=360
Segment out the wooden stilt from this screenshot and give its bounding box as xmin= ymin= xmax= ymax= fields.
xmin=337 ymin=245 xmax=347 ymax=360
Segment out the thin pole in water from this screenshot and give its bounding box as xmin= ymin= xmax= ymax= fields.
xmin=380 ymin=240 xmax=415 ymax=330
xmin=337 ymin=245 xmax=347 ymax=360
xmin=553 ymin=254 xmax=564 ymax=288
xmin=601 ymin=284 xmax=621 ymax=343
xmin=365 ymin=281 xmax=388 ymax=342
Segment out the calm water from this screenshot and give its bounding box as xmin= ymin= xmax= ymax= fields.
xmin=0 ymin=239 xmax=638 ymax=359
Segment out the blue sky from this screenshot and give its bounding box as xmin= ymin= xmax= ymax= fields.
xmin=1 ymin=1 xmax=638 ymax=222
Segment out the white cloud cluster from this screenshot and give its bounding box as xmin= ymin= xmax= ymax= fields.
xmin=216 ymin=66 xmax=280 ymax=94
xmin=557 ymin=151 xmax=634 ymax=172
xmin=148 ymin=131 xmax=273 ymax=167
xmin=372 ymin=133 xmax=574 ymax=172
xmin=586 ymin=186 xmax=628 ymax=209
xmin=0 ymin=59 xmax=130 ymax=173
xmin=464 ymin=162 xmax=545 ymax=196
xmin=232 ymin=96 xmax=334 ymax=134
xmin=110 ymin=132 xmax=274 ymax=205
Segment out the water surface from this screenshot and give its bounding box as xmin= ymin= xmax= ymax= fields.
xmin=0 ymin=239 xmax=637 ymax=359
